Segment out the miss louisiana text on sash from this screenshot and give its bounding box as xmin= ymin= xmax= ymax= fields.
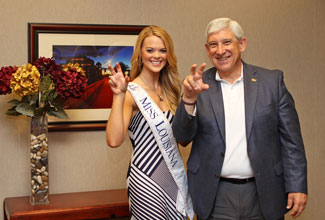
xmin=128 ymin=82 xmax=194 ymax=220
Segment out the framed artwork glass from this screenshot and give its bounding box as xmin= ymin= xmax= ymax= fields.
xmin=28 ymin=23 xmax=146 ymax=131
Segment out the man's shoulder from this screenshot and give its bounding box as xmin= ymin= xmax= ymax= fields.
xmin=202 ymin=66 xmax=217 ymax=80
xmin=244 ymin=62 xmax=283 ymax=76
xmin=203 ymin=66 xmax=217 ymax=73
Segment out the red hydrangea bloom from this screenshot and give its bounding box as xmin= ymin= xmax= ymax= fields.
xmin=0 ymin=66 xmax=18 ymax=95
xmin=32 ymin=57 xmax=61 ymax=76
xmin=51 ymin=67 xmax=88 ymax=100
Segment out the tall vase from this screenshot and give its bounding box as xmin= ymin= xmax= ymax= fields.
xmin=30 ymin=115 xmax=50 ymax=205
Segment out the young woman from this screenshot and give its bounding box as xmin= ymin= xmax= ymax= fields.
xmin=106 ymin=26 xmax=193 ymax=220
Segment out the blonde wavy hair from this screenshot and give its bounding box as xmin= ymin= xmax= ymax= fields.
xmin=130 ymin=25 xmax=181 ymax=113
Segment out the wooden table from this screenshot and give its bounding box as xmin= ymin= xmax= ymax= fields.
xmin=4 ymin=189 xmax=130 ymax=220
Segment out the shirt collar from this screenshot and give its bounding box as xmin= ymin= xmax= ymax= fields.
xmin=215 ymin=63 xmax=244 ymax=83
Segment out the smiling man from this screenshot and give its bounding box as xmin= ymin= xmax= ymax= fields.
xmin=172 ymin=18 xmax=308 ymax=220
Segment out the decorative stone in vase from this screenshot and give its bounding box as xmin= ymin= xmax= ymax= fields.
xmin=30 ymin=115 xmax=49 ymax=205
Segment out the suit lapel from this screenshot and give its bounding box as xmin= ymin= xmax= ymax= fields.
xmin=206 ymin=69 xmax=226 ymax=142
xmin=243 ymin=62 xmax=259 ymax=140
xmin=205 ymin=63 xmax=258 ymax=143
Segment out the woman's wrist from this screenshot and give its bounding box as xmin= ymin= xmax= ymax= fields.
xmin=113 ymin=92 xmax=126 ymax=101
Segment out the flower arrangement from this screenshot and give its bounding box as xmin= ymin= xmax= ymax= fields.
xmin=0 ymin=57 xmax=88 ymax=118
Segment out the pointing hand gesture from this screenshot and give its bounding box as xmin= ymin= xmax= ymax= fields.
xmin=108 ymin=63 xmax=129 ymax=94
xmin=183 ymin=63 xmax=209 ymax=102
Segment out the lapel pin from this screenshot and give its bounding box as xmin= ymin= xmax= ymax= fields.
xmin=251 ymin=78 xmax=257 ymax=82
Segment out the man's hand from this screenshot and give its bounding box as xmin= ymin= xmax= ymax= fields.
xmin=287 ymin=192 xmax=308 ymax=218
xmin=183 ymin=63 xmax=209 ymax=103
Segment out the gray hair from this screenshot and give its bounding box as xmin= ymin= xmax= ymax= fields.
xmin=205 ymin=18 xmax=244 ymax=42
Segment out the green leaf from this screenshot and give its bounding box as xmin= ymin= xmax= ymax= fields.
xmin=41 ymin=89 xmax=52 ymax=103
xmin=8 ymin=99 xmax=21 ymax=106
xmin=29 ymin=93 xmax=38 ymax=105
xmin=47 ymin=108 xmax=68 ymax=119
xmin=52 ymin=91 xmax=58 ymax=99
xmin=49 ymin=95 xmax=64 ymax=111
xmin=22 ymin=94 xmax=37 ymax=106
xmin=6 ymin=106 xmax=21 ymax=116
xmin=51 ymin=89 xmax=58 ymax=97
xmin=40 ymin=74 xmax=53 ymax=91
xmin=15 ymin=103 xmax=34 ymax=117
xmin=21 ymin=96 xmax=29 ymax=103
xmin=45 ymin=90 xmax=58 ymax=104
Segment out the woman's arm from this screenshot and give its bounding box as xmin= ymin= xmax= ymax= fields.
xmin=105 ymin=63 xmax=134 ymax=148
xmin=106 ymin=92 xmax=134 ymax=147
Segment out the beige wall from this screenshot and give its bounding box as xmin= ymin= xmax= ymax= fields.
xmin=0 ymin=0 xmax=324 ymax=219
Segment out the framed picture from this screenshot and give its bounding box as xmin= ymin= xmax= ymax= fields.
xmin=28 ymin=23 xmax=147 ymax=131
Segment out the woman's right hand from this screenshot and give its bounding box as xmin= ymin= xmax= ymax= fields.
xmin=108 ymin=63 xmax=129 ymax=94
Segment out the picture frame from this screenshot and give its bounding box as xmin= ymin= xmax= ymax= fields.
xmin=28 ymin=23 xmax=147 ymax=132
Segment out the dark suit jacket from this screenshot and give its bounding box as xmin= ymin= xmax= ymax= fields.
xmin=172 ymin=62 xmax=307 ymax=220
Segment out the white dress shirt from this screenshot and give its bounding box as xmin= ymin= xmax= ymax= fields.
xmin=216 ymin=65 xmax=254 ymax=179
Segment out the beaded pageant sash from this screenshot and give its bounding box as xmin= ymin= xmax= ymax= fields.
xmin=128 ymin=82 xmax=194 ymax=219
